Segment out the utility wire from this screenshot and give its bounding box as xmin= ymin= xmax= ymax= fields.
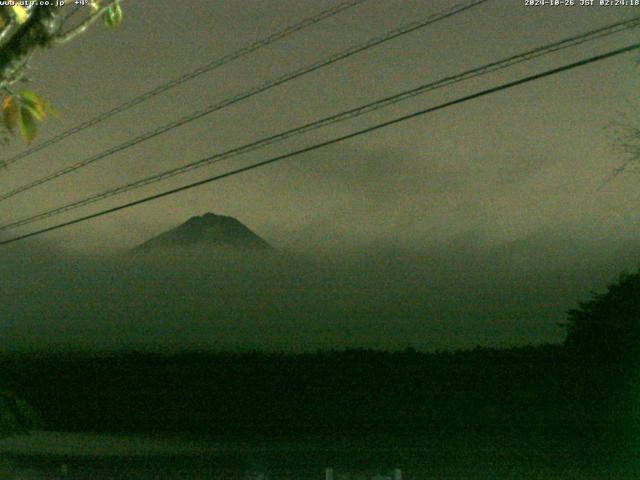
xmin=2 ymin=42 xmax=637 ymax=246
xmin=0 ymin=0 xmax=489 ymax=202
xmin=0 ymin=0 xmax=370 ymax=168
xmin=0 ymin=17 xmax=638 ymax=231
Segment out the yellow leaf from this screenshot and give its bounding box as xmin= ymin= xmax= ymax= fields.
xmin=19 ymin=107 xmax=37 ymax=144
xmin=19 ymin=90 xmax=46 ymax=120
xmin=22 ymin=103 xmax=44 ymax=122
xmin=11 ymin=6 xmax=28 ymax=24
xmin=2 ymin=96 xmax=19 ymax=134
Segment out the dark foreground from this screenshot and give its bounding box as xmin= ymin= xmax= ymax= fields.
xmin=0 ymin=430 xmax=638 ymax=479
xmin=0 ymin=347 xmax=635 ymax=435
xmin=0 ymin=346 xmax=637 ymax=478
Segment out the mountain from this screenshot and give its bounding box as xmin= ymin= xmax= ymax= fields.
xmin=132 ymin=213 xmax=271 ymax=252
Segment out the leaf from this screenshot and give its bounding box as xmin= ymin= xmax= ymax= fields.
xmin=18 ymin=107 xmax=37 ymax=144
xmin=2 ymin=96 xmax=19 ymax=134
xmin=19 ymin=90 xmax=44 ymax=108
xmin=22 ymin=103 xmax=44 ymax=122
xmin=103 ymin=1 xmax=123 ymax=29
xmin=11 ymin=6 xmax=28 ymax=24
xmin=19 ymin=90 xmax=46 ymax=121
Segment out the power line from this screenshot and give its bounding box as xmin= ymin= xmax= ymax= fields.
xmin=1 ymin=17 xmax=638 ymax=232
xmin=0 ymin=0 xmax=370 ymax=168
xmin=2 ymin=42 xmax=637 ymax=246
xmin=0 ymin=0 xmax=489 ymax=202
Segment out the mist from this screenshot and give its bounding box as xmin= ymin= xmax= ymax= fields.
xmin=1 ymin=228 xmax=636 ymax=353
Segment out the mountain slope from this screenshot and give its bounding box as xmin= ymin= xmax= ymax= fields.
xmin=133 ymin=213 xmax=271 ymax=252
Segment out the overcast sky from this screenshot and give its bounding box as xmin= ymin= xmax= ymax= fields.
xmin=0 ymin=0 xmax=639 ymax=351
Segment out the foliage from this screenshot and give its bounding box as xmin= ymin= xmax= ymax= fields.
xmin=1 ymin=89 xmax=54 ymax=144
xmin=0 ymin=0 xmax=125 ymax=437
xmin=0 ymin=345 xmax=630 ymax=447
xmin=102 ymin=1 xmax=123 ymax=29
xmin=0 ymin=1 xmax=124 ymax=145
xmin=0 ymin=346 xmax=583 ymax=436
xmin=0 ymin=390 xmax=42 ymax=437
xmin=564 ymin=270 xmax=640 ymax=362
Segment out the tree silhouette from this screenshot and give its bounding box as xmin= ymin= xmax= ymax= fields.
xmin=564 ymin=270 xmax=640 ymax=363
xmin=0 ymin=390 xmax=41 ymax=437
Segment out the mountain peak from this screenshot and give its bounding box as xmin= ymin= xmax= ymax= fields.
xmin=184 ymin=212 xmax=241 ymax=227
xmin=133 ymin=213 xmax=270 ymax=252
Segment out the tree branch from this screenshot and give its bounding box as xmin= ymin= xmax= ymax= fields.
xmin=0 ymin=18 xmax=19 ymax=49
xmin=0 ymin=6 xmax=64 ymax=89
xmin=52 ymin=0 xmax=122 ymax=45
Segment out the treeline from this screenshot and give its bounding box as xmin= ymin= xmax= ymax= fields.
xmin=0 ymin=345 xmax=633 ymax=445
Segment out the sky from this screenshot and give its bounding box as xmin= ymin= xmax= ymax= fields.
xmin=0 ymin=0 xmax=639 ymax=351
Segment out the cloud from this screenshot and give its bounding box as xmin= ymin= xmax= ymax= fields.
xmin=0 ymin=229 xmax=635 ymax=353
xmin=245 ymin=142 xmax=558 ymax=250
